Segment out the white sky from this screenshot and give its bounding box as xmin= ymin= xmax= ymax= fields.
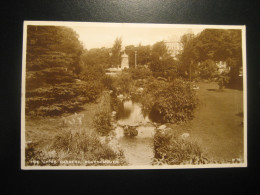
xmin=69 ymin=23 xmax=205 ymax=50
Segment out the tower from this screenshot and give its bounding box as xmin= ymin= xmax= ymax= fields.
xmin=121 ymin=52 xmax=129 ymax=69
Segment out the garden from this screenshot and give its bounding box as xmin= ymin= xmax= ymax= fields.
xmin=24 ymin=26 xmax=244 ymax=166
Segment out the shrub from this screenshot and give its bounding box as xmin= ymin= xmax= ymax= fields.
xmin=127 ymin=67 xmax=152 ymax=80
xmin=51 ymin=129 xmax=125 ymax=163
xmin=101 ymin=75 xmax=114 ymax=90
xmin=112 ymin=71 xmax=133 ymax=95
xmin=26 ymin=129 xmax=126 ymax=166
xmin=153 ymin=129 xmax=209 ymax=165
xmin=25 ymin=142 xmax=60 ymax=166
xmin=217 ymin=72 xmax=230 ymax=90
xmin=79 ymin=64 xmax=105 ymax=82
xmin=141 ymin=78 xmax=198 ymax=123
xmin=93 ymin=111 xmax=112 ymax=136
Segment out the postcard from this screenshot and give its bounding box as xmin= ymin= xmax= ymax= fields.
xmin=21 ymin=21 xmax=247 ymax=169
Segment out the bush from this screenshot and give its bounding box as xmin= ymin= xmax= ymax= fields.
xmin=93 ymin=111 xmax=112 ymax=136
xmin=101 ymin=75 xmax=114 ymax=90
xmin=52 ymin=129 xmax=125 ymax=164
xmin=127 ymin=67 xmax=152 ymax=80
xmin=141 ymin=78 xmax=198 ymax=123
xmin=217 ymin=72 xmax=230 ymax=90
xmin=25 ymin=129 xmax=126 ymax=166
xmin=79 ymin=64 xmax=105 ymax=82
xmin=112 ymin=71 xmax=133 ymax=95
xmin=153 ymin=129 xmax=209 ymax=165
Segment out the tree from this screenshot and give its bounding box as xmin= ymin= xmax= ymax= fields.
xmin=178 ymin=33 xmax=197 ymax=79
xmin=125 ymin=45 xmax=136 ymax=68
xmin=136 ymin=45 xmax=151 ymax=66
xmin=111 ymin=37 xmax=122 ymax=67
xmin=80 ymin=47 xmax=111 ymax=69
xmin=194 ymin=29 xmax=241 ymax=62
xmin=151 ymin=41 xmax=168 ymax=58
xmin=125 ymin=44 xmax=151 ymax=68
xmin=25 ymin=25 xmax=104 ymax=116
xmin=195 ymin=29 xmax=242 ymax=87
xmin=178 ymin=29 xmax=242 ymax=86
xmin=150 ymin=41 xmax=177 ymax=80
xmin=26 ymin=25 xmax=83 ymax=75
xmin=198 ymin=59 xmax=218 ymax=79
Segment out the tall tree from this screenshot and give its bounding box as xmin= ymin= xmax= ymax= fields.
xmin=136 ymin=44 xmax=151 ymax=66
xmin=125 ymin=45 xmax=136 ymax=68
xmin=194 ymin=29 xmax=241 ymax=62
xmin=151 ymin=41 xmax=169 ymax=59
xmin=27 ymin=25 xmax=83 ymax=75
xmin=111 ymin=37 xmax=122 ymax=67
xmin=150 ymin=41 xmax=176 ymax=75
xmin=178 ymin=29 xmax=242 ymax=84
xmin=178 ymin=33 xmax=197 ymax=79
xmin=25 ymin=25 xmax=91 ymax=116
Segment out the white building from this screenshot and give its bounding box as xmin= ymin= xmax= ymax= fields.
xmin=164 ymin=36 xmax=182 ymax=59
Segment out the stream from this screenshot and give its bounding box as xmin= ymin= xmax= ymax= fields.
xmin=114 ymin=100 xmax=156 ymax=165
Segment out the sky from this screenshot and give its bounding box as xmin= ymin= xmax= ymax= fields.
xmin=68 ymin=23 xmax=205 ymax=50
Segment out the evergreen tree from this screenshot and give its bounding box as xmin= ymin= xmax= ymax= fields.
xmin=25 ymin=25 xmax=103 ymax=116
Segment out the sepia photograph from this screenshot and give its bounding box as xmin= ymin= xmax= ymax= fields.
xmin=21 ymin=21 xmax=247 ymax=169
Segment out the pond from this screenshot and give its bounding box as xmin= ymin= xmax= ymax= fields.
xmin=114 ymin=100 xmax=156 ymax=165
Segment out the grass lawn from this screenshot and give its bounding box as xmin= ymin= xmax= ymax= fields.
xmin=186 ymin=82 xmax=244 ymax=162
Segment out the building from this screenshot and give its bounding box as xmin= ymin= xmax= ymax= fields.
xmin=164 ymin=35 xmax=182 ymax=59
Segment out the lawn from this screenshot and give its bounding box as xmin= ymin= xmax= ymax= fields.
xmin=186 ymin=82 xmax=244 ymax=162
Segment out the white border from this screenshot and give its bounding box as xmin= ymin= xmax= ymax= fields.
xmin=21 ymin=21 xmax=247 ymax=170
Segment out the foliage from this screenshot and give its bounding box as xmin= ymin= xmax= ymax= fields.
xmin=127 ymin=67 xmax=152 ymax=80
xmin=140 ymin=78 xmax=198 ymax=123
xmin=125 ymin=41 xmax=177 ymax=76
xmin=125 ymin=44 xmax=151 ymax=68
xmin=217 ymin=72 xmax=230 ymax=90
xmin=51 ymin=129 xmax=117 ymax=160
xmin=225 ymin=57 xmax=243 ymax=89
xmin=25 ymin=25 xmax=109 ymax=117
xmin=153 ymin=129 xmax=209 ymax=165
xmin=93 ymin=92 xmax=113 ymax=136
xmin=25 ymin=130 xmax=126 ymax=166
xmin=80 ymin=47 xmax=111 ymax=69
xmin=112 ymin=71 xmax=133 ymax=95
xmin=79 ymin=63 xmax=105 ymax=82
xmin=194 ymin=29 xmax=242 ymax=62
xmin=25 ymin=142 xmax=60 ymax=166
xmin=178 ymin=33 xmax=197 ymax=78
xmin=26 ymin=81 xmax=103 ymax=116
xmin=198 ymin=59 xmax=218 ymax=79
xmin=178 ymin=29 xmax=242 ymax=85
xmin=27 ymin=25 xmax=83 ymax=74
xmin=111 ymin=37 xmax=122 ymax=67
xmin=150 ymin=41 xmax=177 ymax=80
xmin=151 ymin=41 xmax=169 ymax=58
xmin=25 ymin=26 xmax=94 ymax=117
xmin=101 ymin=75 xmax=114 ymax=90
xmin=93 ymin=111 xmax=112 ymax=136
